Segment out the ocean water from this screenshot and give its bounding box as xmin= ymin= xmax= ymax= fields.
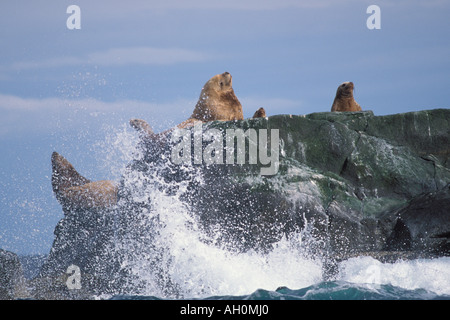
xmin=20 ymin=254 xmax=450 ymax=300
xmin=111 ymin=281 xmax=450 ymax=301
xmin=110 ymin=279 xmax=450 ymax=301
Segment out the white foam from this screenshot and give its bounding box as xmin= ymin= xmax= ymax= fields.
xmin=169 ymin=236 xmax=323 ymax=298
xmin=120 ymin=178 xmax=323 ymax=298
xmin=338 ymin=256 xmax=450 ymax=296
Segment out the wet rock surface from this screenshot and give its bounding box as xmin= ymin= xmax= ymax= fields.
xmin=24 ymin=108 xmax=450 ymax=298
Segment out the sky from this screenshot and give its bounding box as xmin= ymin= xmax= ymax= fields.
xmin=0 ymin=0 xmax=449 ymax=255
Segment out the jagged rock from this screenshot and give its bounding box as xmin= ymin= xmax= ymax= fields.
xmin=386 ymin=184 xmax=450 ymax=254
xmin=190 ymin=109 xmax=450 ymax=257
xmin=36 ymin=206 xmax=120 ymax=298
xmin=36 ymin=108 xmax=450 ymax=297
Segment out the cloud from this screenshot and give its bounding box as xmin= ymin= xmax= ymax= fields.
xmin=87 ymin=47 xmax=211 ymax=66
xmin=0 ymin=94 xmax=194 ymax=137
xmin=9 ymin=47 xmax=213 ymax=70
xmin=0 ymin=93 xmax=304 ymax=138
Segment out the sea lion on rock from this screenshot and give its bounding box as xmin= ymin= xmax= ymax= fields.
xmin=52 ymin=72 xmax=247 ymax=209
xmin=188 ymin=71 xmax=244 ymax=123
xmin=252 ymin=107 xmax=266 ymax=118
xmin=130 ymin=71 xmax=244 ymax=140
xmin=331 ymin=82 xmax=362 ymax=112
xmin=51 ymin=152 xmax=117 ymax=209
xmin=130 ymin=74 xmax=266 ymax=140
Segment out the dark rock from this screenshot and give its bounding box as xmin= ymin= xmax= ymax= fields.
xmin=386 ymin=184 xmax=450 ymax=254
xmin=35 ymin=206 xmax=120 ymax=298
xmin=36 ymin=108 xmax=450 ymax=297
xmin=0 ymin=249 xmax=28 ymax=299
xmin=193 ymin=109 xmax=450 ymax=258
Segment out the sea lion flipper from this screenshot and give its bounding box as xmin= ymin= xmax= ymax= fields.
xmin=130 ymin=118 xmax=155 ymax=136
xmin=51 ymin=152 xmax=117 ymax=209
xmin=51 ymin=152 xmax=91 ymax=199
xmin=176 ymin=118 xmax=202 ymax=129
xmin=130 ymin=118 xmax=171 ymax=147
xmin=64 ymin=180 xmax=118 ymax=209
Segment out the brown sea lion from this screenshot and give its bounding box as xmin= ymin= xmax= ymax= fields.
xmin=130 ymin=71 xmax=243 ymax=139
xmin=52 ymin=72 xmax=247 ymax=209
xmin=331 ymin=82 xmax=362 ymax=112
xmin=51 ymin=152 xmax=117 ymax=209
xmin=188 ymin=71 xmax=244 ymax=123
xmin=252 ymin=107 xmax=266 ymax=118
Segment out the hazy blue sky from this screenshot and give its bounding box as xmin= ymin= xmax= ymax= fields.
xmin=1 ymin=0 xmax=449 ymax=254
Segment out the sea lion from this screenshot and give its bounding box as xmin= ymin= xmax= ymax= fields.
xmin=130 ymin=105 xmax=266 ymax=142
xmin=252 ymin=107 xmax=266 ymax=118
xmin=130 ymin=71 xmax=244 ymax=139
xmin=188 ymin=71 xmax=243 ymax=122
xmin=331 ymin=82 xmax=362 ymax=112
xmin=129 ymin=118 xmax=154 ymax=137
xmin=51 ymin=152 xmax=117 ymax=209
xmin=52 ymin=72 xmax=246 ymax=209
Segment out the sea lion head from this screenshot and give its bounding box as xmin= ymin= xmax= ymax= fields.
xmin=191 ymin=72 xmax=244 ymax=122
xmin=204 ymin=71 xmax=233 ymax=93
xmin=331 ymin=81 xmax=362 ymax=112
xmin=253 ymin=107 xmax=266 ymax=118
xmin=336 ymin=81 xmax=355 ymax=98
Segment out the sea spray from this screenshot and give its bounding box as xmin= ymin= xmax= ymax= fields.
xmin=104 ymin=126 xmax=324 ymax=299
xmin=338 ymin=256 xmax=450 ymax=296
xmin=114 ymin=163 xmax=324 ymax=297
xmin=33 ymin=118 xmax=450 ymax=300
xmin=86 ymin=121 xmax=450 ymax=300
xmin=94 ymin=123 xmax=143 ymax=181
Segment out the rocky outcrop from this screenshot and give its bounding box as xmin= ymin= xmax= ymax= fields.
xmin=386 ymin=185 xmax=450 ymax=254
xmin=35 ymin=108 xmax=450 ymax=298
xmin=188 ymin=109 xmax=450 ymax=258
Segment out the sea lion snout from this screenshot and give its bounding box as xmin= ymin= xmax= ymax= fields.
xmin=338 ymin=82 xmax=355 ymax=97
xmin=218 ymin=72 xmax=233 ymax=90
xmin=341 ymin=81 xmax=354 ymax=89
